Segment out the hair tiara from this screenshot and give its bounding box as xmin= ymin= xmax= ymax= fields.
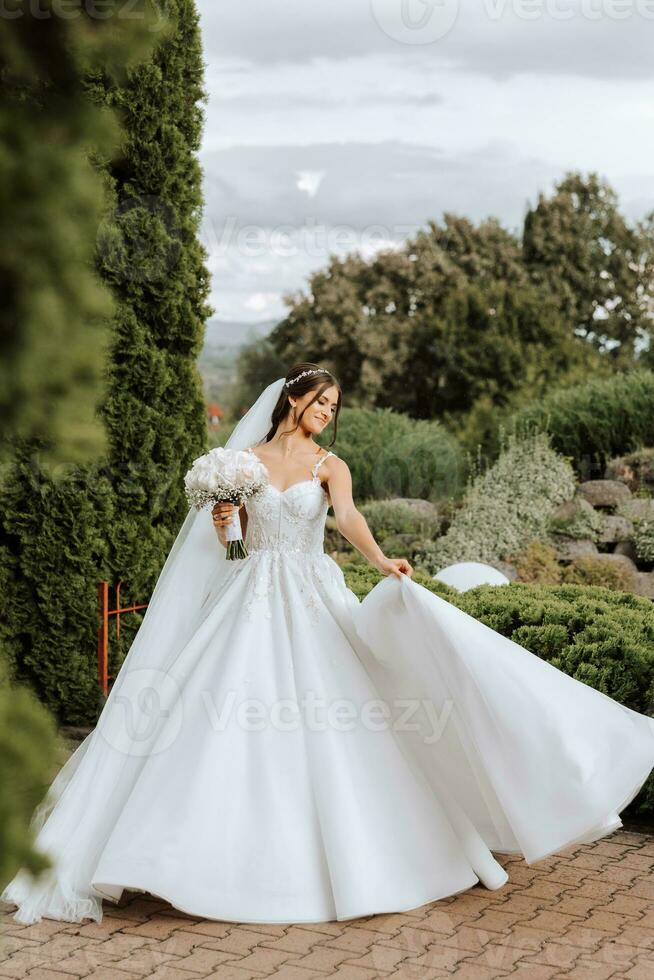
xmin=284 ymin=368 xmax=329 ymax=389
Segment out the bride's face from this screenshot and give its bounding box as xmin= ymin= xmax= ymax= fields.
xmin=292 ymin=384 xmax=339 ymax=435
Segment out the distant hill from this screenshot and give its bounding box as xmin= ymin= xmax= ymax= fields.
xmin=202 ymin=318 xmax=278 ymax=352
xmin=199 ymin=317 xmax=278 ymax=400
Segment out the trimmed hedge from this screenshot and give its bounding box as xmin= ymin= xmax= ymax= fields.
xmin=343 ymin=568 xmax=654 ymax=818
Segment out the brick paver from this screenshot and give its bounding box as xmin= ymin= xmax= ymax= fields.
xmin=1 ymin=828 xmax=653 ymax=979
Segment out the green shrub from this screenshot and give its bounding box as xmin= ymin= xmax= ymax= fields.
xmin=358 ymin=499 xmax=441 ymax=539
xmin=456 ymin=582 xmax=654 ymax=705
xmin=507 ymin=540 xmax=562 ymax=585
xmin=93 ymin=0 xmax=212 ymax=693
xmin=510 ymin=369 xmax=654 ymax=479
xmin=320 ymin=407 xmax=465 ymax=503
xmin=563 ymin=556 xmax=637 ymax=592
xmin=0 ymin=444 xmax=113 ymax=724
xmin=0 ymin=659 xmax=58 ymax=886
xmin=378 ymin=533 xmax=426 ymax=561
xmin=418 ymin=430 xmax=576 ymax=573
xmin=633 ymin=523 xmax=654 ymax=564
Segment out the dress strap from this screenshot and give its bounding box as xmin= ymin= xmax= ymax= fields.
xmin=312 ymin=450 xmax=334 ymax=478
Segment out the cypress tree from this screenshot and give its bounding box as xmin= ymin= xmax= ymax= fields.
xmin=92 ymin=0 xmax=212 ymax=670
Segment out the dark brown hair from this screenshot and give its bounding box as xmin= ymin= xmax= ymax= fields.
xmin=264 ymin=363 xmax=342 ymax=445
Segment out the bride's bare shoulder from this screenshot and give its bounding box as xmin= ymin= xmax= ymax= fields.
xmin=321 ymin=451 xmax=348 ymax=477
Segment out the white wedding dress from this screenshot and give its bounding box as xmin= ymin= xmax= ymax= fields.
xmin=2 ymin=450 xmax=654 ymax=926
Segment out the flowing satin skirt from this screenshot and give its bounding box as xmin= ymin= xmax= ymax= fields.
xmin=2 ymin=552 xmax=653 ymax=925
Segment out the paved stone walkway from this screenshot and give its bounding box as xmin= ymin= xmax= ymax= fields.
xmin=1 ymin=828 xmax=653 ymax=979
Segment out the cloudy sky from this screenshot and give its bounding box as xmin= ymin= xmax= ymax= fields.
xmin=196 ymin=0 xmax=654 ymax=328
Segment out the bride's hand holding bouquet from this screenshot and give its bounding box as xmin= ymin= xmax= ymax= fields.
xmin=184 ymin=447 xmax=268 ymax=559
xmin=212 ymin=501 xmax=238 ymax=548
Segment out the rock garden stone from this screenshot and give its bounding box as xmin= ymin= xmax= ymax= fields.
xmin=597 ymin=514 xmax=633 ymax=545
xmin=634 ymin=571 xmax=654 ymax=600
xmin=616 ymin=497 xmax=654 ymax=522
xmin=576 ymin=479 xmax=632 ymax=508
xmin=550 ymin=535 xmax=598 ymax=563
xmin=613 ymin=539 xmax=640 ymax=563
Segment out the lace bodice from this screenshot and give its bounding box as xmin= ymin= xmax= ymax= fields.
xmin=244 ymin=450 xmax=334 ymax=557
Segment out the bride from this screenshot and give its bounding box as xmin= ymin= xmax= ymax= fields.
xmin=2 ymin=363 xmax=654 ymax=926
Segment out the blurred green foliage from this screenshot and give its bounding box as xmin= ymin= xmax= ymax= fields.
xmin=0 ymin=1 xmax=211 ymax=726
xmin=358 ymin=499 xmax=442 ymax=540
xmin=0 ymin=0 xmax=160 ymax=901
xmin=0 ymin=656 xmax=59 ymax=886
xmin=0 ymin=1 xmax=157 ymax=463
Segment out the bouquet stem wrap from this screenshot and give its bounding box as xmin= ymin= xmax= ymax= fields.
xmin=224 ymin=504 xmax=247 ymax=560
xmin=184 ymin=448 xmax=269 ymax=561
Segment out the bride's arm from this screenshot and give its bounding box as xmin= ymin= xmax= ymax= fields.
xmin=325 ymin=457 xmax=413 ymax=579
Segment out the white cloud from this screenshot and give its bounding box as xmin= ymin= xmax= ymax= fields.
xmin=296 ymin=171 xmax=326 ymax=197
xmin=244 ymin=292 xmax=282 ymax=315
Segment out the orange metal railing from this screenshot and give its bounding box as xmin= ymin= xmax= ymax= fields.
xmin=97 ymin=582 xmax=148 ymax=697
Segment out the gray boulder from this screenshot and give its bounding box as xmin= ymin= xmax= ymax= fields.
xmin=613 ymin=539 xmax=640 ymax=563
xmin=597 ymin=514 xmax=633 ymax=545
xmin=577 ymin=479 xmax=632 ymax=508
xmin=593 ymin=552 xmax=639 ymax=575
xmin=550 ymin=535 xmax=598 ymax=564
xmin=634 ymin=572 xmax=654 ymax=600
xmin=617 ymin=497 xmax=654 ymax=522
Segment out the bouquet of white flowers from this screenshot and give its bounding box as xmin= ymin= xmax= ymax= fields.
xmin=184 ymin=448 xmax=268 ymax=559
